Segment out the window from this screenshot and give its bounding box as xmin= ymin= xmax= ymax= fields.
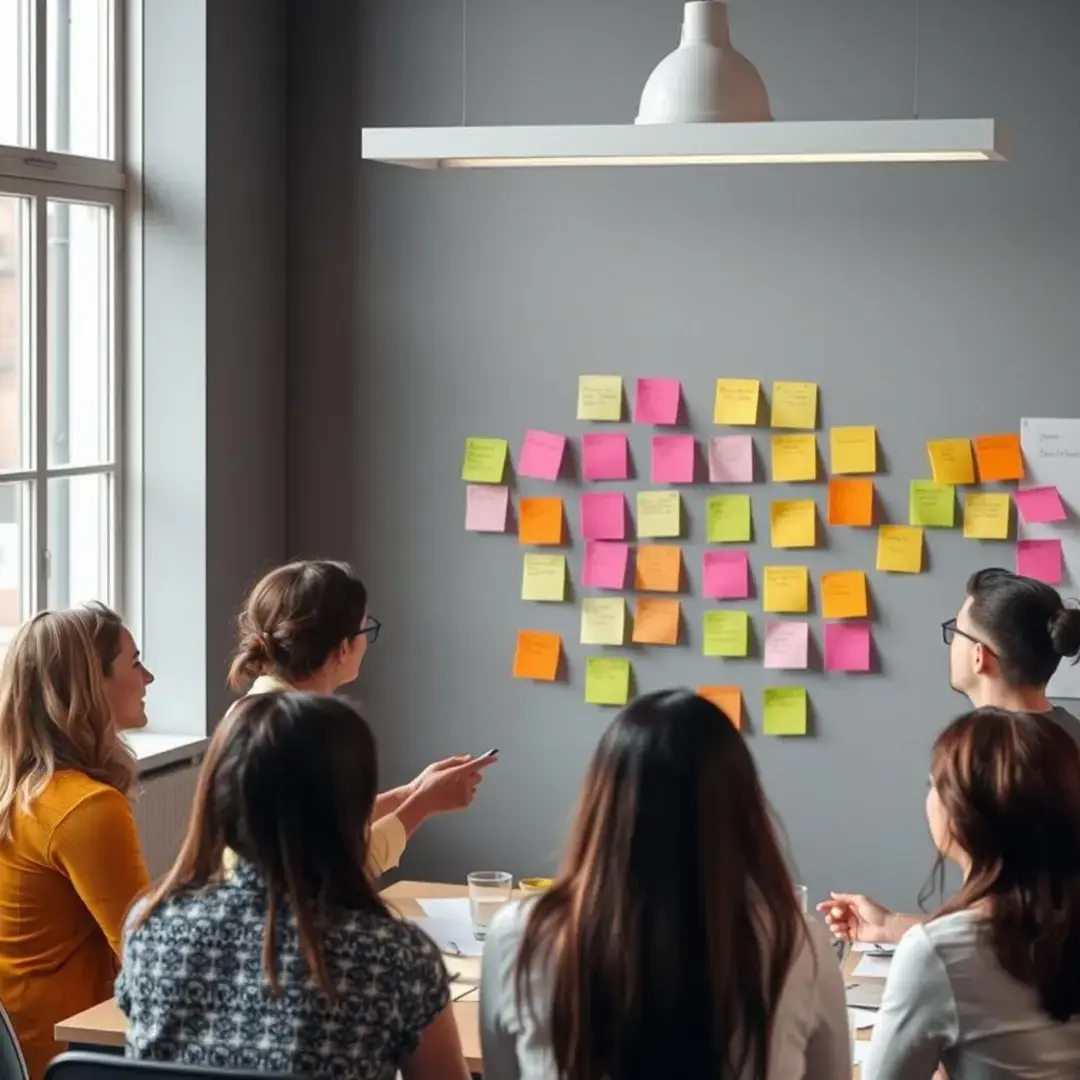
xmin=0 ymin=0 xmax=123 ymax=657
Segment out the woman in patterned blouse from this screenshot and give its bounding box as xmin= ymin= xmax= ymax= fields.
xmin=116 ymin=691 xmax=470 ymax=1080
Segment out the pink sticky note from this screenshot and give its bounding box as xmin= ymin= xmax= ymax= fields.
xmin=764 ymin=621 xmax=810 ymax=670
xmin=1014 ymin=486 xmax=1067 ymax=524
xmin=825 ymin=622 xmax=872 ymax=673
xmin=652 ymin=435 xmax=696 ymax=484
xmin=1017 ymin=539 xmax=1063 ymax=585
xmin=634 ymin=377 xmax=681 ymax=425
xmin=518 ymin=430 xmax=566 ymax=480
xmin=465 ymin=484 xmax=509 ymax=532
xmin=708 ymin=435 xmax=754 ymax=483
xmin=582 ymin=541 xmax=630 ymax=590
xmin=582 ymin=433 xmax=629 ymax=481
xmin=579 ymin=493 xmax=626 ymax=540
xmin=702 ymin=550 xmax=749 ymax=600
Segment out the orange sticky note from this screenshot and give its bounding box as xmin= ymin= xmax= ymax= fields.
xmin=820 ymin=570 xmax=868 ymax=619
xmin=632 ymin=598 xmax=681 ymax=645
xmin=512 ymin=631 xmax=561 ymax=681
xmin=828 ymin=478 xmax=874 ymax=527
xmin=634 ymin=545 xmax=682 ymax=592
xmin=697 ymin=686 xmax=743 ymax=730
xmin=973 ymin=433 xmax=1024 ymax=482
xmin=518 ymin=497 xmax=563 ymax=545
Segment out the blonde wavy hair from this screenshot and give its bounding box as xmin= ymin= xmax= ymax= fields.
xmin=0 ymin=603 xmax=138 ymax=839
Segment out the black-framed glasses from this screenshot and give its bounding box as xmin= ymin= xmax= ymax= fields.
xmin=360 ymin=617 xmax=381 ymax=643
xmin=941 ymin=618 xmax=993 ymax=653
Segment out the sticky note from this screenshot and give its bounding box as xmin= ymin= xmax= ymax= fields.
xmin=461 ymin=437 xmax=508 ymax=483
xmin=519 ymin=497 xmax=564 ymax=545
xmin=697 ymin=686 xmax=743 ymax=729
xmin=634 ymin=545 xmax=681 ymax=592
xmin=963 ymin=492 xmax=1011 ymax=540
xmin=763 ymin=566 xmax=809 ymax=613
xmin=634 ymin=377 xmax=681 ymax=425
xmin=770 ymin=381 xmax=818 ymax=430
xmin=580 ymin=598 xmax=626 ymax=646
xmin=706 ymin=495 xmax=752 ymax=543
xmin=465 ymin=484 xmax=509 ymax=532
xmin=636 ymin=491 xmax=681 ymax=538
xmin=928 ymin=439 xmax=975 ymax=485
xmin=632 ymin=598 xmax=681 ymax=645
xmin=1014 ymin=486 xmax=1067 ymax=524
xmin=825 ymin=622 xmax=872 ymax=673
xmin=702 ymin=611 xmax=749 ymax=657
xmin=974 ymin=433 xmax=1024 ymax=482
xmin=521 ymin=554 xmax=566 ymax=601
xmin=876 ymin=525 xmax=923 ymax=574
xmin=714 ymin=378 xmax=760 ymax=425
xmin=821 ymin=570 xmax=868 ymax=620
xmin=830 ymin=426 xmax=877 ymax=475
xmin=708 ymin=435 xmax=754 ymax=483
xmin=702 ymin=550 xmax=750 ymax=599
xmin=512 ymin=631 xmax=561 ymax=681
xmin=517 ymin=430 xmax=566 ymax=480
xmin=770 ymin=500 xmax=816 ymax=548
xmin=585 ymin=657 xmax=631 ymax=706
xmin=763 ymin=687 xmax=808 ymax=736
xmin=651 ymin=435 xmax=696 ymax=483
xmin=577 ymin=375 xmax=623 ymax=421
xmin=1017 ymin=539 xmax=1063 ymax=585
xmin=828 ymin=479 xmax=873 ymax=527
xmin=771 ymin=434 xmax=817 ymax=482
xmin=582 ymin=541 xmax=629 ymax=590
xmin=764 ymin=621 xmax=810 ymax=670
xmin=579 ymin=493 xmax=626 ymax=540
xmin=909 ymin=480 xmax=955 ymax=528
xmin=581 ymin=433 xmax=629 ymax=481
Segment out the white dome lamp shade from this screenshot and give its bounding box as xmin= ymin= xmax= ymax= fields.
xmin=637 ymin=1 xmax=772 ymax=125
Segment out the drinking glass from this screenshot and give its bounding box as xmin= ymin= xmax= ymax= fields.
xmin=794 ymin=884 xmax=809 ymax=914
xmin=467 ymin=871 xmax=513 ymax=940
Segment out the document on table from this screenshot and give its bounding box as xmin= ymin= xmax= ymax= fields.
xmin=852 ymin=953 xmax=893 ymax=978
xmin=848 ymin=1007 xmax=878 ymax=1032
xmin=845 ymin=984 xmax=885 ymax=1010
xmin=409 ymin=899 xmax=484 ymax=957
xmin=851 ymin=943 xmax=896 ymax=954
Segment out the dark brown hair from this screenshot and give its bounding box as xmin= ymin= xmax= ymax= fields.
xmin=516 ymin=689 xmax=804 ymax=1080
xmin=923 ymin=708 xmax=1080 ymax=1022
xmin=228 ymin=561 xmax=369 ymax=689
xmin=132 ymin=692 xmax=387 ymax=997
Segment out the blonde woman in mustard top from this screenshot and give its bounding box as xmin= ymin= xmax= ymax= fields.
xmin=0 ymin=604 xmax=153 ymax=1080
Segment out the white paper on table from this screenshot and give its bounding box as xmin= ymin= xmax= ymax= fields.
xmin=851 ymin=943 xmax=896 ymax=955
xmin=416 ymin=897 xmax=473 ymax=922
xmin=845 ymin=983 xmax=885 ymax=1009
xmin=848 ymin=1007 xmax=878 ymax=1032
xmin=852 ymin=953 xmax=893 ymax=979
xmin=852 ymin=1041 xmax=872 ymax=1066
xmin=407 ymin=916 xmax=484 ymax=957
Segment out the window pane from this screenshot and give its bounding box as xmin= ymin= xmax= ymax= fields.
xmin=0 ymin=481 xmax=33 ymax=661
xmin=0 ymin=0 xmax=33 ymax=148
xmin=47 ymin=473 xmax=110 ymax=609
xmin=0 ymin=195 xmax=32 ymax=472
xmin=47 ymin=0 xmax=112 ymax=159
xmin=48 ymin=199 xmax=110 ymax=467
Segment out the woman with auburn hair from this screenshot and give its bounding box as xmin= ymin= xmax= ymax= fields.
xmin=864 ymin=708 xmax=1080 ymax=1079
xmin=480 ymin=689 xmax=849 ymax=1080
xmin=118 ymin=692 xmax=470 ymax=1080
xmin=0 ymin=604 xmax=153 ymax=1080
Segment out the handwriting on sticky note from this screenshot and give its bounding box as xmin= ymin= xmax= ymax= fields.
xmin=637 ymin=491 xmax=681 ymax=538
xmin=517 ymin=430 xmax=566 ymax=481
xmin=706 ymin=495 xmax=752 ymax=543
xmin=1017 ymin=539 xmax=1063 ymax=585
xmin=714 ymin=378 xmax=760 ymax=425
xmin=634 ymin=378 xmax=681 ymax=425
xmin=702 ymin=610 xmax=749 ymax=657
xmin=465 ymin=485 xmax=509 ymax=532
xmin=577 ymin=375 xmax=623 ymax=421
xmin=770 ymin=381 xmax=818 ymax=430
xmin=1014 ymin=486 xmax=1066 ymax=524
xmin=764 ymin=621 xmax=810 ymax=670
xmin=963 ymin=492 xmax=1011 ymax=540
xmin=579 ymin=493 xmax=626 ymax=540
xmin=461 ymin=437 xmax=508 ymax=483
xmin=512 ymin=631 xmax=561 ymax=681
xmin=828 ymin=479 xmax=873 ymax=527
xmin=582 ymin=541 xmax=629 ymax=590
xmin=519 ymin=497 xmax=564 ymax=545
xmin=763 ymin=566 xmax=809 ymax=613
xmin=521 ymin=554 xmax=566 ymax=601
xmin=909 ymin=480 xmax=955 ymax=528
xmin=927 ymin=439 xmax=975 ymax=485
xmin=702 ymin=550 xmax=750 ymax=599
xmin=651 ymin=435 xmax=696 ymax=483
xmin=770 ymin=500 xmax=816 ymax=548
xmin=876 ymin=525 xmax=923 ymax=573
xmin=632 ymin=598 xmax=681 ymax=645
xmin=697 ymin=686 xmax=743 ymax=729
xmin=821 ymin=571 xmax=868 ymax=620
xmin=585 ymin=657 xmax=631 ymax=706
xmin=581 ymin=433 xmax=629 ymax=481
xmin=763 ymin=687 xmax=808 ymax=736
xmin=825 ymin=622 xmax=871 ymax=673
xmin=580 ymin=598 xmax=626 ymax=646
xmin=830 ymin=426 xmax=877 ymax=474
xmin=770 ymin=434 xmax=817 ymax=482
xmin=974 ymin=433 xmax=1024 ymax=482
xmin=708 ymin=434 xmax=754 ymax=483
xmin=635 ymin=545 xmax=681 ymax=592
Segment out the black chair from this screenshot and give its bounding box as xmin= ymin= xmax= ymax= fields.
xmin=46 ymin=1051 xmax=300 ymax=1080
xmin=0 ymin=998 xmax=30 ymax=1080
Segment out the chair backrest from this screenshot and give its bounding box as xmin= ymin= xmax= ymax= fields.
xmin=46 ymin=1051 xmax=300 ymax=1080
xmin=0 ymin=998 xmax=30 ymax=1080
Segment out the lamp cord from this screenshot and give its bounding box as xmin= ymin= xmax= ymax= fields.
xmin=461 ymin=0 xmax=468 ymax=125
xmin=912 ymin=0 xmax=921 ymax=119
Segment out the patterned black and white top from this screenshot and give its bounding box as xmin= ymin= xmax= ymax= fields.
xmin=115 ymin=862 xmax=450 ymax=1080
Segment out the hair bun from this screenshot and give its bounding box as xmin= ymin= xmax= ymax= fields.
xmin=1049 ymin=605 xmax=1080 ymax=660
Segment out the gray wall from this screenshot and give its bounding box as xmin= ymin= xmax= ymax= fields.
xmin=287 ymin=0 xmax=1080 ymax=907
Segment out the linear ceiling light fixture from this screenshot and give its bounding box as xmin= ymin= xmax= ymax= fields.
xmin=361 ymin=1 xmax=1008 ymax=170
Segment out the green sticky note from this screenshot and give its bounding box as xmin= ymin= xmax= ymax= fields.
xmin=585 ymin=657 xmax=631 ymax=706
xmin=763 ymin=687 xmax=808 ymax=736
xmin=706 ymin=495 xmax=751 ymax=543
xmin=909 ymin=480 xmax=955 ymax=528
xmin=703 ymin=610 xmax=750 ymax=657
xmin=461 ymin=437 xmax=508 ymax=483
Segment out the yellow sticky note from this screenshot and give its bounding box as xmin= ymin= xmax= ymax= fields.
xmin=585 ymin=657 xmax=631 ymax=706
xmin=706 ymin=495 xmax=752 ymax=543
xmin=763 ymin=566 xmax=809 ymax=613
xmin=634 ymin=545 xmax=682 ymax=592
xmin=580 ymin=598 xmax=625 ymax=646
xmin=963 ymin=492 xmax=1011 ymax=540
xmin=636 ymin=491 xmax=681 ymax=538
xmin=876 ymin=525 xmax=924 ymax=574
xmin=770 ymin=500 xmax=816 ymax=548
xmin=770 ymin=434 xmax=818 ymax=482
xmin=713 ymin=378 xmax=761 ymax=425
xmin=698 ymin=686 xmax=743 ymax=729
xmin=632 ymin=598 xmax=681 ymax=645
xmin=830 ymin=426 xmax=877 ymax=474
xmin=461 ymin=437 xmax=508 ymax=483
xmin=821 ymin=570 xmax=868 ymax=620
xmin=770 ymin=381 xmax=818 ymax=430
xmin=512 ymin=631 xmax=561 ymax=681
xmin=521 ymin=554 xmax=566 ymax=601
xmin=763 ymin=687 xmax=808 ymax=736
xmin=577 ymin=375 xmax=623 ymax=421
xmin=703 ymin=610 xmax=750 ymax=657
xmin=927 ymin=439 xmax=975 ymax=485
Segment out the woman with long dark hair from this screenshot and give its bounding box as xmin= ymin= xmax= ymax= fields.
xmin=479 ymin=689 xmax=849 ymax=1080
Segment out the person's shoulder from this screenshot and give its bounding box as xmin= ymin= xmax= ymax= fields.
xmin=36 ymin=769 xmax=131 ymax=833
xmin=487 ymin=897 xmax=532 ymax=950
xmin=898 ymin=910 xmax=978 ymax=980
xmin=1048 ymin=706 xmax=1080 ymax=746
xmin=349 ymin=908 xmax=448 ymax=970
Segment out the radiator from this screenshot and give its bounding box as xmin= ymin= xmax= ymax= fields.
xmin=132 ymin=760 xmax=201 ymax=880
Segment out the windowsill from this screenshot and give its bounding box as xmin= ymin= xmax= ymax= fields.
xmin=124 ymin=731 xmax=208 ymax=774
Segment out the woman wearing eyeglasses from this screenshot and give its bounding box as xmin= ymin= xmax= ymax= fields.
xmin=228 ymin=560 xmax=496 ymax=875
